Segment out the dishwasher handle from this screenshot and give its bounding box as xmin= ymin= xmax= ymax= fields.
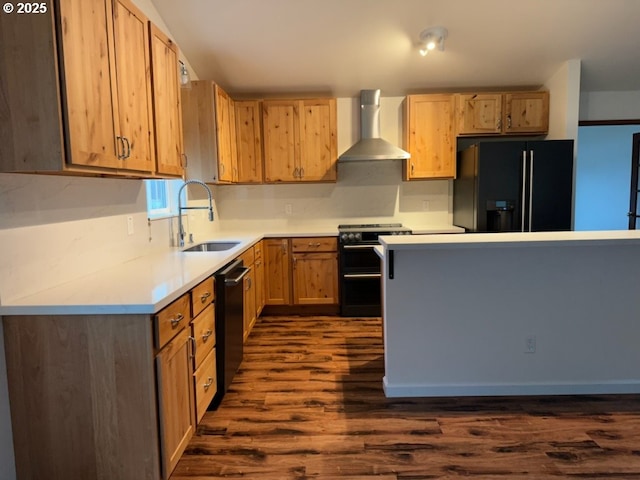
xmin=224 ymin=266 xmax=250 ymax=286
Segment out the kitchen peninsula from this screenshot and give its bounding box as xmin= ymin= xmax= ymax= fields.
xmin=378 ymin=230 xmax=640 ymax=398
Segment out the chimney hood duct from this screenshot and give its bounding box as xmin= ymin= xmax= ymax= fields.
xmin=338 ymin=89 xmax=410 ymax=162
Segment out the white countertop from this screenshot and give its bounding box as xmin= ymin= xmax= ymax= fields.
xmin=0 ymin=223 xmax=466 ymax=316
xmin=380 ymin=230 xmax=640 ymax=250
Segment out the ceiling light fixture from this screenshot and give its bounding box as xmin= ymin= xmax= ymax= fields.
xmin=418 ymin=26 xmax=448 ymax=56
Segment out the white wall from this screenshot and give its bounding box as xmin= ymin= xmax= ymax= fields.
xmin=544 ymin=59 xmax=582 ymax=142
xmin=580 ymin=90 xmax=640 ymax=121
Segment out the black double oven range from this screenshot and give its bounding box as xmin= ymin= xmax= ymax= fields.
xmin=338 ymin=223 xmax=412 ymax=317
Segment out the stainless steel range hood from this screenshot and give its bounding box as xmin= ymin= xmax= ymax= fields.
xmin=339 ymin=89 xmax=410 ymax=162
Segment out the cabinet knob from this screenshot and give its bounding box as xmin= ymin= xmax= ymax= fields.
xmin=170 ymin=313 xmax=184 ymax=327
xmin=203 ymin=377 xmax=214 ymax=391
xmin=200 ymin=291 xmax=211 ymax=303
xmin=202 ymin=329 xmax=213 ymax=342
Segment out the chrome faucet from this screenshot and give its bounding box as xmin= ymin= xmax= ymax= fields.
xmin=177 ymin=179 xmax=214 ymax=247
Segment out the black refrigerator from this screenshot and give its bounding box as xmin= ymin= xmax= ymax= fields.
xmin=453 ymin=140 xmax=574 ymax=232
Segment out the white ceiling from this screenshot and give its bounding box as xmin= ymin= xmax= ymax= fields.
xmin=150 ymin=0 xmax=640 ymax=98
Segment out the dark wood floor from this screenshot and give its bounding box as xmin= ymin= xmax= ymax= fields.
xmin=170 ymin=315 xmax=640 ymax=479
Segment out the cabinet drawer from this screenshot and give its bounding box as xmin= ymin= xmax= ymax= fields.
xmin=191 ymin=276 xmax=215 ymax=318
xmin=191 ymin=303 xmax=215 ymax=368
xmin=155 ymin=293 xmax=191 ymax=349
xmin=194 ymin=347 xmax=217 ymax=423
xmin=253 ymin=240 xmax=263 ymax=260
xmin=239 ymin=246 xmax=255 ymax=266
xmin=291 ymin=237 xmax=337 ymax=252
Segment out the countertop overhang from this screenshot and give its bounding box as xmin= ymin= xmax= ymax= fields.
xmin=379 ymin=230 xmax=640 ymax=250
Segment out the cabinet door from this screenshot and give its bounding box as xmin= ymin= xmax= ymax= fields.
xmin=156 ymin=327 xmax=195 ymax=478
xmin=456 ymin=93 xmax=503 ymax=135
xmin=112 ymin=0 xmax=155 ymax=172
xmin=243 ymin=267 xmax=256 ymax=342
xmin=263 ymin=238 xmax=291 ymax=305
xmin=292 ymin=252 xmax=338 ymax=305
xmin=503 ymin=92 xmax=549 ymax=134
xmin=298 ymin=99 xmax=337 ymax=181
xmin=214 ymin=85 xmax=236 ymax=182
xmin=405 ymin=94 xmax=456 ymax=180
xmin=150 ymin=24 xmax=185 ymax=177
xmin=254 ymin=245 xmax=265 ymax=316
xmin=59 ymin=0 xmax=120 ymax=169
xmin=235 ymin=100 xmax=264 ymax=183
xmin=263 ymin=100 xmax=299 ymax=182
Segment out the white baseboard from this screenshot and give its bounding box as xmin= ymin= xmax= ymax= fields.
xmin=382 ymin=376 xmax=640 ymax=398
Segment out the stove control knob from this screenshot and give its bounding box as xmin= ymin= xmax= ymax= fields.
xmin=354 ymin=233 xmax=362 ymax=242
xmin=348 ymin=233 xmax=355 ymax=241
xmin=340 ymin=233 xmax=349 ymax=242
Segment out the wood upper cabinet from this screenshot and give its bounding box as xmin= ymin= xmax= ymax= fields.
xmin=149 ymin=24 xmax=185 ymax=177
xmin=0 ymin=0 xmax=186 ymax=177
xmin=455 ymin=93 xmax=503 ymax=135
xmin=503 ymin=91 xmax=549 ymax=134
xmin=215 ymin=85 xmax=237 ymax=182
xmin=263 ymin=98 xmax=337 ymax=183
xmin=263 ymin=238 xmax=292 ymax=305
xmin=456 ymin=91 xmax=549 ymax=135
xmin=181 ymin=81 xmax=237 ymax=183
xmin=291 ymin=238 xmax=338 ymax=305
xmin=235 ymin=100 xmax=264 ymax=183
xmin=112 ymin=0 xmax=156 ymax=172
xmin=404 ymin=94 xmax=456 ymax=180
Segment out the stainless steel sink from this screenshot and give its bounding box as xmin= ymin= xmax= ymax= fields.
xmin=182 ymin=241 xmax=240 ymax=252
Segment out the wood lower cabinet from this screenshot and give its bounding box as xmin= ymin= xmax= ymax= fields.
xmin=264 ymin=237 xmax=338 ymax=307
xmin=264 ymin=238 xmax=292 ymax=305
xmin=3 ymin=276 xmax=217 ymax=480
xmin=404 ymin=94 xmax=456 ymax=180
xmin=156 ymin=326 xmax=195 ymax=477
xmin=292 ymin=240 xmax=338 ymax=304
xmin=254 ymin=241 xmax=266 ymax=316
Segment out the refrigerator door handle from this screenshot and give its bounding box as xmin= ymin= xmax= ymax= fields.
xmin=521 ymin=151 xmax=527 ymax=232
xmin=528 ymin=150 xmax=535 ymax=232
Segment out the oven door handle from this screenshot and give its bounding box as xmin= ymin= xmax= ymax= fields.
xmin=341 ymin=244 xmax=377 ymax=249
xmin=343 ymin=273 xmax=382 ymax=279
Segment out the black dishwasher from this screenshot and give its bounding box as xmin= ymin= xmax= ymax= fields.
xmin=211 ymin=258 xmax=249 ymax=408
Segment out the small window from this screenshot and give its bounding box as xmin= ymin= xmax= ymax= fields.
xmin=145 ymin=179 xmax=185 ymax=219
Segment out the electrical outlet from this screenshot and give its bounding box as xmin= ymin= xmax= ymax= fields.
xmin=127 ymin=216 xmax=134 ymax=236
xmin=525 ymin=335 xmax=536 ymax=354
xmin=285 ymin=203 xmax=293 ymax=215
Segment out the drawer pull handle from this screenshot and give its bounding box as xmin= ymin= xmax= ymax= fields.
xmin=189 ymin=336 xmax=196 ymax=359
xmin=202 ymin=329 xmax=213 ymax=342
xmin=170 ymin=313 xmax=184 ymax=327
xmin=200 ymin=291 xmax=211 ymax=303
xmin=203 ymin=377 xmax=214 ymax=391
xmin=308 ymin=242 xmax=321 ymax=247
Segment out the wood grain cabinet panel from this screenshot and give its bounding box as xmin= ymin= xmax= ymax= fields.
xmin=235 ymin=100 xmax=264 ymax=183
xmin=156 ymin=326 xmax=195 ymax=478
xmin=456 ymin=91 xmax=549 ymax=136
xmin=404 ymin=94 xmax=456 ymax=180
xmin=503 ymin=91 xmax=549 ymax=134
xmin=0 ymin=0 xmax=184 ymax=177
xmin=150 ymin=24 xmax=185 ymax=177
xmin=292 ymin=252 xmax=338 ymax=305
xmin=181 ymin=81 xmax=237 ymax=183
xmin=264 ymin=238 xmax=292 ymax=305
xmin=263 ymin=98 xmax=337 ymax=183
